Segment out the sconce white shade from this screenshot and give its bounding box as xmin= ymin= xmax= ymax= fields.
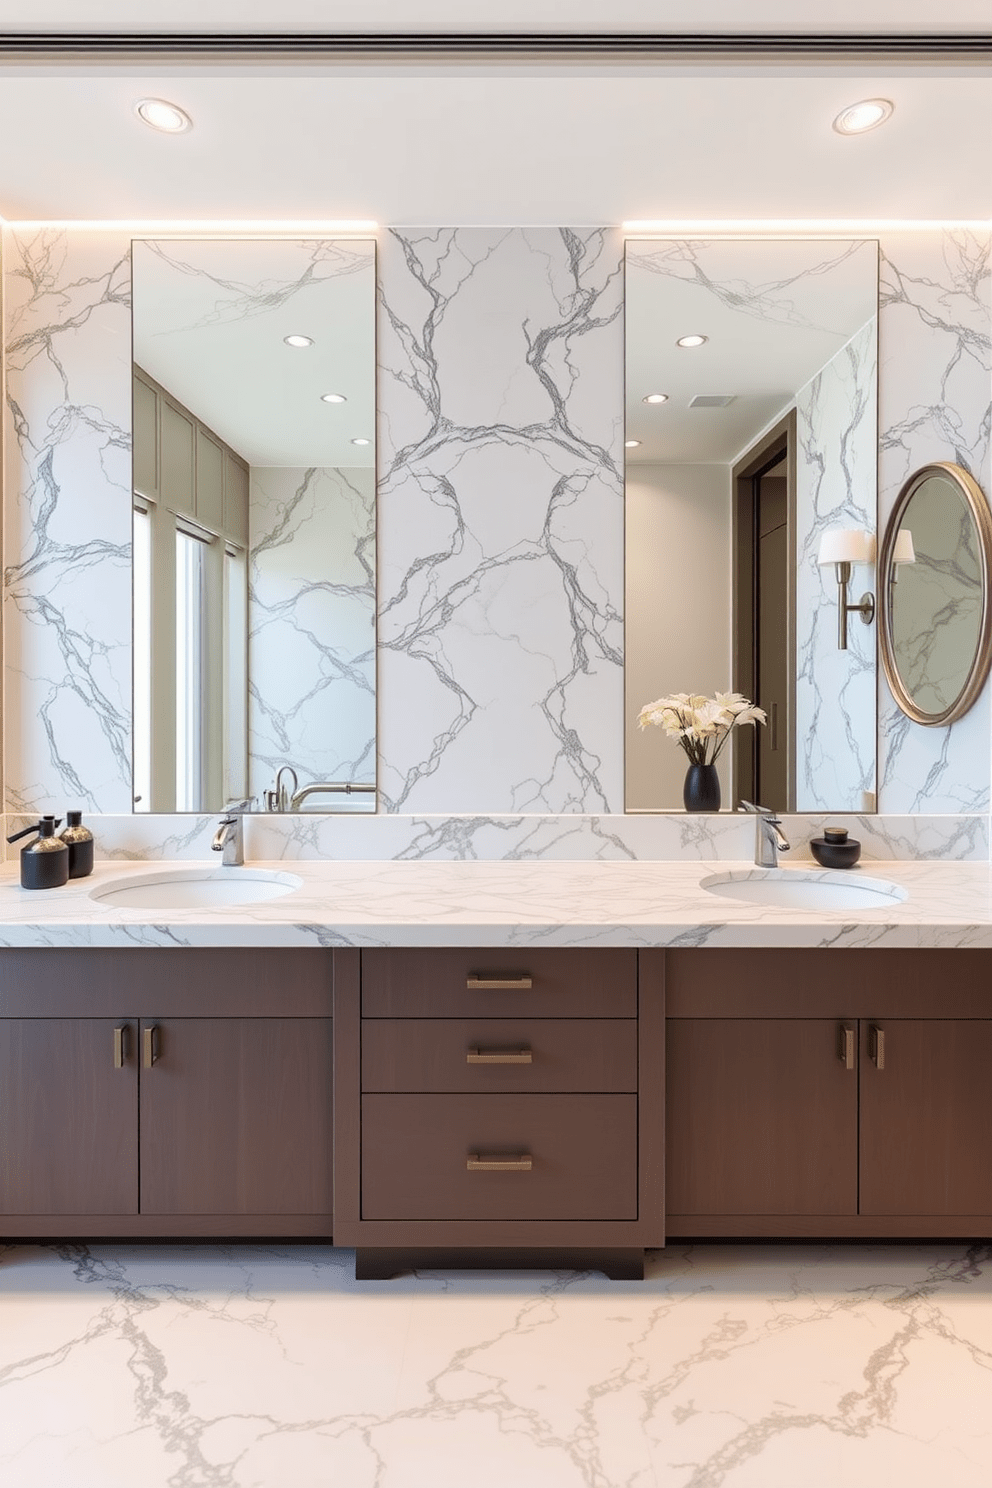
xmin=893 ymin=529 xmax=916 ymax=565
xmin=817 ymin=528 xmax=876 ymax=566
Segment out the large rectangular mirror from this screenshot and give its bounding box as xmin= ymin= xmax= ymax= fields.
xmin=131 ymin=237 xmax=376 ymax=814
xmin=625 ymin=238 xmax=878 ymax=814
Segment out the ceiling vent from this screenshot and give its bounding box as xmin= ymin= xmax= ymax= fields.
xmin=689 ymin=394 xmax=735 ymax=408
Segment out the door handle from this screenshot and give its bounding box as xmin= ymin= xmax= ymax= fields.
xmin=143 ymin=1024 xmax=159 ymax=1068
xmin=466 ymin=1047 xmax=533 ymax=1064
xmin=839 ymin=1025 xmax=856 ymax=1070
xmin=113 ymin=1024 xmax=129 ymax=1068
xmin=466 ymin=973 xmax=533 ymax=990
xmin=869 ymin=1025 xmax=886 ymax=1070
xmin=466 ymin=1153 xmax=533 ymax=1172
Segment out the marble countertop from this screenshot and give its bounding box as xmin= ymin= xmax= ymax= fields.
xmin=0 ymin=856 xmax=990 ymax=948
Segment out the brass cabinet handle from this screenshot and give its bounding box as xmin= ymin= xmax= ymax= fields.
xmin=143 ymin=1024 xmax=159 ymax=1069
xmin=467 ymin=1153 xmax=533 ymax=1172
xmin=113 ymin=1024 xmax=129 ymax=1069
xmin=870 ymin=1025 xmax=886 ymax=1070
xmin=839 ymin=1025 xmax=856 ymax=1070
xmin=466 ymin=1046 xmax=533 ymax=1064
xmin=466 ymin=973 xmax=533 ymax=990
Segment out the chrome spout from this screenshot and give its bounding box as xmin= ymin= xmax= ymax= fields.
xmin=739 ymin=799 xmax=790 ymax=868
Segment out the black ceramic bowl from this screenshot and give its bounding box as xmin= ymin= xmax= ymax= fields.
xmin=810 ymin=830 xmax=861 ymax=870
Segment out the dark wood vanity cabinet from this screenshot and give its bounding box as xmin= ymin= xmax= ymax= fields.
xmin=0 ymin=950 xmax=334 ymax=1237
xmin=664 ymin=949 xmax=992 ymax=1238
xmin=332 ymin=947 xmax=666 ymax=1277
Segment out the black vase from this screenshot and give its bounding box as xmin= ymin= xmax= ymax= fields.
xmin=683 ymin=763 xmax=721 ymax=813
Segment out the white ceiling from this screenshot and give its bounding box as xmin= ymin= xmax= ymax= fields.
xmin=625 ymin=239 xmax=877 ymax=465
xmin=132 ymin=238 xmax=376 ymax=467
xmin=0 ymin=2 xmax=989 ymax=34
xmin=0 ymin=8 xmax=988 ymax=224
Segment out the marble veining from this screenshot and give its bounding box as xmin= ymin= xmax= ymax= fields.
xmin=2 ymin=1241 xmax=991 ymax=1488
xmin=2 ymin=228 xmax=133 ymax=813
xmin=376 ymin=227 xmax=624 ymax=815
xmin=3 ymin=811 xmax=986 ymax=867
xmin=877 ymin=231 xmax=992 ymax=814
xmin=249 ymin=465 xmax=376 ymax=800
xmin=1 ymin=853 xmax=991 ymax=949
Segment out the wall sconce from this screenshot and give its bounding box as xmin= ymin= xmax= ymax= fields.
xmin=889 ymin=528 xmax=916 ymax=580
xmin=817 ymin=529 xmax=876 ymax=650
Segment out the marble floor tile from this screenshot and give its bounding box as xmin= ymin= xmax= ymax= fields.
xmin=1 ymin=1242 xmax=991 ymax=1488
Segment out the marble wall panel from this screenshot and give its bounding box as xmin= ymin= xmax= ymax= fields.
xmin=877 ymin=231 xmax=992 ymax=814
xmin=376 ymin=227 xmax=625 ymax=814
xmin=249 ymin=465 xmax=376 ymax=800
xmin=794 ymin=318 xmax=878 ymax=810
xmin=3 ymin=228 xmax=132 ymax=813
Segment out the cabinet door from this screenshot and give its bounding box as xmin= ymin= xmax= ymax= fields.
xmin=860 ymin=1019 xmax=992 ymax=1216
xmin=139 ymin=1019 xmax=333 ymax=1216
xmin=0 ymin=1019 xmax=138 ymax=1215
xmin=666 ymin=1019 xmax=858 ymax=1216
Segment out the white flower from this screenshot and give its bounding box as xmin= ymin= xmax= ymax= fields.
xmin=637 ymin=689 xmax=766 ymax=765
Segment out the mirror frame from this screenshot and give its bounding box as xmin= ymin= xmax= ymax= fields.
xmin=879 ymin=460 xmax=992 ymax=727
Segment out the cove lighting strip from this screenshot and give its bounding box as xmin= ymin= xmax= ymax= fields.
xmin=623 ymin=219 xmax=992 ymax=233
xmin=0 ymin=218 xmax=378 ymax=234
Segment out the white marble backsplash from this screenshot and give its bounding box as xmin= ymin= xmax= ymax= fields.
xmin=795 ymin=317 xmax=878 ymax=811
xmin=376 ymin=227 xmax=625 ymax=815
xmin=2 ymin=228 xmax=133 ymax=814
xmin=3 ymin=811 xmax=986 ymax=864
xmin=877 ymin=230 xmax=992 ymax=813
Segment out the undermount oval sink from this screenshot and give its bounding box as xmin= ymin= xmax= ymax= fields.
xmin=701 ymin=868 xmax=908 ymax=912
xmin=90 ymin=868 xmax=303 ymax=911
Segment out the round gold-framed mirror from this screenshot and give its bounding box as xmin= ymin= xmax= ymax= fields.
xmin=879 ymin=461 xmax=992 ymax=727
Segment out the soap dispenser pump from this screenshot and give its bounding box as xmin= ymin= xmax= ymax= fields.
xmin=60 ymin=810 xmax=94 ymax=878
xmin=6 ymin=816 xmax=70 ymax=889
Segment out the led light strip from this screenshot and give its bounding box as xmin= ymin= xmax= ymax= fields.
xmin=623 ymin=219 xmax=992 ymax=233
xmin=0 ymin=218 xmax=378 ymax=233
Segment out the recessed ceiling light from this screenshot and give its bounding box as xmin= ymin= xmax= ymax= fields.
xmin=643 ymin=393 xmax=669 ymax=404
xmin=625 ymin=439 xmax=641 ymax=448
xmin=676 ymin=335 xmax=708 ymax=349
xmin=284 ymin=335 xmax=313 ymax=349
xmin=135 ymin=98 xmax=192 ymax=134
xmin=351 ymin=437 xmax=371 ymax=446
xmin=320 ymin=392 xmax=347 ymax=404
xmin=832 ymin=99 xmax=893 ymax=136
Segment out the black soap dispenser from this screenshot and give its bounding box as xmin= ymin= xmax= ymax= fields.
xmin=60 ymin=810 xmax=94 ymax=879
xmin=810 ymin=825 xmax=862 ymax=870
xmin=6 ymin=816 xmax=70 ymax=889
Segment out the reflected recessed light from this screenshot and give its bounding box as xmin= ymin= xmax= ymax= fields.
xmin=351 ymin=437 xmax=371 ymax=446
xmin=320 ymin=392 xmax=347 ymax=404
xmin=625 ymin=439 xmax=641 ymax=448
xmin=135 ymin=98 xmax=192 ymax=134
xmin=284 ymin=335 xmax=313 ymax=348
xmin=832 ymin=99 xmax=893 ymax=136
xmin=643 ymin=393 xmax=669 ymax=404
xmin=676 ymin=335 xmax=708 ymax=349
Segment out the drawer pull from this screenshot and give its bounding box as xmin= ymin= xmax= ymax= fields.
xmin=466 ymin=1046 xmax=533 ymax=1065
xmin=466 ymin=1152 xmax=533 ymax=1172
xmin=466 ymin=973 xmax=533 ymax=990
xmin=113 ymin=1024 xmax=129 ymax=1069
xmin=143 ymin=1024 xmax=159 ymax=1069
xmin=839 ymin=1024 xmax=855 ymax=1071
xmin=870 ymin=1025 xmax=886 ymax=1070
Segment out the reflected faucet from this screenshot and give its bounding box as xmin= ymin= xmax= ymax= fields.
xmin=264 ymin=766 xmax=298 ymax=813
xmin=739 ymin=800 xmax=790 ymax=868
xmin=212 ymin=800 xmax=251 ymax=866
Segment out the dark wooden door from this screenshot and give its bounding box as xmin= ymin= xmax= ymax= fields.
xmin=666 ymin=1018 xmax=858 ymax=1216
xmin=860 ymin=1020 xmax=992 ymax=1216
xmin=0 ymin=1018 xmax=138 ymax=1215
xmin=139 ymin=1018 xmax=333 ymax=1216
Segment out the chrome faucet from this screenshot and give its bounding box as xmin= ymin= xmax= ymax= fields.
xmin=263 ymin=765 xmax=298 ymax=813
xmin=212 ymin=801 xmax=251 ymax=866
xmin=739 ymin=800 xmax=790 ymax=868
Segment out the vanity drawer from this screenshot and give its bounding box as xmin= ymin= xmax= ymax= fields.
xmin=361 ymin=1093 xmax=637 ymax=1220
xmin=361 ymin=949 xmax=636 ymax=1019
xmin=361 ymin=1018 xmax=637 ymax=1093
